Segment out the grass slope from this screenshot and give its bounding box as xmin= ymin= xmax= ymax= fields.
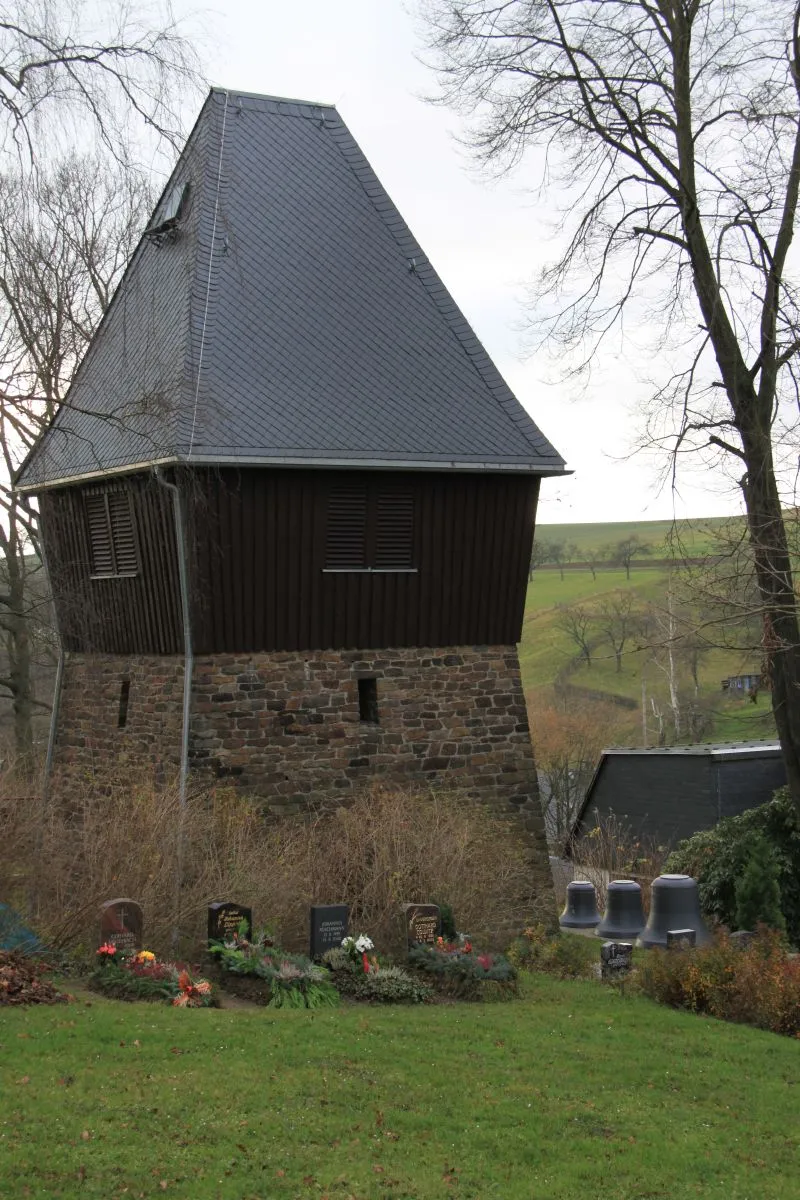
xmin=1 ymin=980 xmax=798 ymax=1199
xmin=519 ymin=564 xmax=776 ymax=742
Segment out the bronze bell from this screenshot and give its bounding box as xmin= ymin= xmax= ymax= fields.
xmin=637 ymin=874 xmax=712 ymax=948
xmin=559 ymin=880 xmax=600 ymax=929
xmin=595 ymin=879 xmax=645 ymax=940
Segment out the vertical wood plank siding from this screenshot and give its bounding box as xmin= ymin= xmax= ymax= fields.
xmin=39 ymin=477 xmax=182 ymax=654
xmin=189 ymin=468 xmax=538 ymax=654
xmin=39 ymin=467 xmax=538 ymax=655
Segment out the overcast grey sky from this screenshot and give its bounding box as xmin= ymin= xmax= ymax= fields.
xmin=174 ymin=0 xmax=748 ymax=526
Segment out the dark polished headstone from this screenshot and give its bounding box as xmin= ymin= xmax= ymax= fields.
xmin=666 ymin=928 xmax=697 ymax=950
xmin=403 ymin=903 xmax=441 ymax=949
xmin=600 ymin=940 xmax=633 ymax=980
xmin=208 ymin=902 xmax=253 ymax=945
xmin=99 ymin=898 xmax=143 ymax=953
xmin=310 ymin=904 xmax=349 ymax=960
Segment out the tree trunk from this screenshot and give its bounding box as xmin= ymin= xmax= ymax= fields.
xmin=740 ymin=421 xmax=800 ymax=806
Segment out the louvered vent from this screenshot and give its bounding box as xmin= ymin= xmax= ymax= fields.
xmin=85 ymin=493 xmax=114 ymax=577
xmin=326 ymin=485 xmax=367 ymax=569
xmin=374 ymin=488 xmax=414 ymax=569
xmin=85 ymin=488 xmax=138 ymax=578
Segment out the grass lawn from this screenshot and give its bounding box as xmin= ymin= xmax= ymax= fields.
xmin=2 ymin=978 xmax=798 ymax=1199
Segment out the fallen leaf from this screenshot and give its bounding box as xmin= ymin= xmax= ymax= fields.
xmin=302 ymin=1175 xmax=315 ymax=1186
xmin=17 ymin=1076 xmax=30 ymax=1085
xmin=160 ymin=1182 xmax=168 ymax=1191
xmin=80 ymin=1130 xmax=90 ymax=1141
xmin=133 ymin=1039 xmax=141 ymax=1048
xmin=77 ymin=1166 xmax=86 ymax=1182
xmin=372 ymin=1165 xmax=384 ymax=1174
xmin=275 ymin=1169 xmax=285 ymax=1178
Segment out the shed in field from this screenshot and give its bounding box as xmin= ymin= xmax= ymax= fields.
xmin=569 ymin=741 xmax=786 ymax=851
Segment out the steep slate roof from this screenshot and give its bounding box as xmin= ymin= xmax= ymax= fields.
xmin=16 ymin=89 xmax=567 ymax=491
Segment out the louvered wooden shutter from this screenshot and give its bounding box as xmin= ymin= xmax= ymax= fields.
xmin=86 ymin=492 xmax=114 ymax=576
xmin=108 ymin=491 xmax=138 ymax=575
xmin=326 ymin=484 xmax=367 ymax=568
xmin=374 ymin=488 xmax=414 ymax=569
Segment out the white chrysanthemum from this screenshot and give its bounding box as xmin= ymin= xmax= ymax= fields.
xmin=355 ymin=935 xmax=374 ymax=952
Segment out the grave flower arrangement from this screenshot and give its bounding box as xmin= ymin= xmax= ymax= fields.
xmin=321 ymin=935 xmax=432 ymax=1004
xmin=408 ymin=940 xmax=517 ymax=999
xmin=208 ymin=928 xmax=338 ymax=1009
xmin=89 ymin=946 xmax=216 ymax=1006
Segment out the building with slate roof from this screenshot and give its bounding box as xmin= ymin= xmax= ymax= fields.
xmin=17 ymin=89 xmax=566 ymax=917
xmin=569 ymin=741 xmax=786 ymax=852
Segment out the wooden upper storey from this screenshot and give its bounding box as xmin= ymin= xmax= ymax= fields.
xmin=40 ymin=467 xmax=539 ymax=655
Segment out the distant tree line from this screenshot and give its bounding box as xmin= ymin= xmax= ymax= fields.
xmin=529 ymin=536 xmax=652 ymax=581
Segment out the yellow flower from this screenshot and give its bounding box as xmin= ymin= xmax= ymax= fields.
xmin=135 ymin=950 xmax=156 ymax=963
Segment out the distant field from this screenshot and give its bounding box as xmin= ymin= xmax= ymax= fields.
xmin=535 ymin=515 xmax=743 ymax=558
xmin=519 ymin=541 xmax=777 ymax=742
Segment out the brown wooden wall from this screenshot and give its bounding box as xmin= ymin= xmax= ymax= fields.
xmin=189 ymin=468 xmax=538 ymax=654
xmin=39 ymin=467 xmax=539 ymax=655
xmin=40 ymin=475 xmax=183 ymax=654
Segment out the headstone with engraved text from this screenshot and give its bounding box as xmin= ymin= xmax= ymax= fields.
xmin=310 ymin=904 xmax=349 ymax=960
xmin=403 ymin=903 xmax=441 ymax=950
xmin=208 ymin=902 xmax=253 ymax=946
xmin=600 ymin=940 xmax=633 ymax=981
xmin=99 ymin=898 xmax=143 ymax=953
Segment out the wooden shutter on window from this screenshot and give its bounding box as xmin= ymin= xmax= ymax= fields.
xmin=107 ymin=491 xmax=138 ymax=575
xmin=85 ymin=492 xmax=114 ymax=576
xmin=374 ymin=488 xmax=414 ymax=569
xmin=325 ymin=484 xmax=367 ymax=569
xmin=85 ymin=488 xmax=138 ymax=577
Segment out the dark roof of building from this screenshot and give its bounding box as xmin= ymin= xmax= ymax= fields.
xmin=16 ymin=88 xmax=567 ymax=491
xmin=568 ymin=740 xmax=783 ymax=850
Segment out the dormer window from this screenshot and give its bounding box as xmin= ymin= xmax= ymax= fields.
xmin=85 ymin=488 xmax=138 ymax=578
xmin=324 ymin=480 xmax=415 ymax=572
xmin=145 ymin=181 xmax=190 ymax=240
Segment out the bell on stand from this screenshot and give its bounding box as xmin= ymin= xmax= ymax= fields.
xmin=559 ymin=880 xmax=600 ymax=929
xmin=637 ymin=874 xmax=711 ymax=948
xmin=595 ymin=879 xmax=645 ymax=940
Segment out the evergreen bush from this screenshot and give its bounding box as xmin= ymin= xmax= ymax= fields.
xmin=666 ymin=788 xmax=800 ymax=944
xmin=734 ymin=836 xmax=785 ymax=932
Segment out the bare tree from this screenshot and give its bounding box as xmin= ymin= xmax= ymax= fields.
xmin=422 ymin=0 xmax=800 ymax=813
xmin=611 ymin=536 xmax=652 ymax=581
xmin=596 ymin=593 xmax=641 ymax=674
xmin=0 ymin=156 xmax=153 ymax=765
xmin=554 ymin=602 xmax=595 ymax=666
xmin=0 ymin=1 xmax=200 ymax=159
xmin=584 ymin=546 xmax=605 ymax=581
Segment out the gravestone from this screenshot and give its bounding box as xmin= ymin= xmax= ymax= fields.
xmin=403 ymin=903 xmax=441 ymax=949
xmin=666 ymin=928 xmax=696 ymax=950
xmin=208 ymin=902 xmax=253 ymax=945
xmin=600 ymin=940 xmax=633 ymax=981
xmin=99 ymin=898 xmax=143 ymax=953
xmin=730 ymin=930 xmax=756 ymax=951
xmin=309 ymin=904 xmax=349 ymax=960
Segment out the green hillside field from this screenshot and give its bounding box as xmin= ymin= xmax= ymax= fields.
xmin=535 ymin=515 xmax=742 ymax=558
xmin=519 ymin=533 xmax=776 ymax=743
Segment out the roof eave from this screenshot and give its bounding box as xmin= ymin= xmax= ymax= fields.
xmin=16 ymin=453 xmax=570 ymax=493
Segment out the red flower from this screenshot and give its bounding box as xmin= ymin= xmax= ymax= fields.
xmin=362 ymin=952 xmax=371 ymax=974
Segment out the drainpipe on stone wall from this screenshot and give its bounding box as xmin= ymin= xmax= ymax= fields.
xmin=153 ymin=468 xmax=193 ymax=948
xmin=33 ymin=537 xmax=65 ymax=921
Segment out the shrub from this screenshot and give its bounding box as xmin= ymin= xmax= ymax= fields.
xmin=408 ymin=940 xmax=517 ymax=999
xmin=735 ymin=836 xmax=785 ymax=933
xmin=507 ymin=925 xmax=597 ymax=979
xmin=636 ymin=928 xmax=800 ymax=1037
xmin=0 ymin=776 xmax=540 ymax=958
xmin=667 ymin=789 xmax=800 ymax=944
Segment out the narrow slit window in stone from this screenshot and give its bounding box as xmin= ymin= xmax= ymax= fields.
xmin=358 ymin=677 xmax=379 ymax=724
xmin=118 ymin=678 xmax=131 ymax=728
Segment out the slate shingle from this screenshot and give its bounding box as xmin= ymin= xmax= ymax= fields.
xmin=16 ymin=88 xmax=566 ymax=490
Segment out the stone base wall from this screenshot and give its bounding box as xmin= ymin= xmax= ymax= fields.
xmin=53 ymin=654 xmax=184 ymax=790
xmin=51 ymin=645 xmax=553 ymax=920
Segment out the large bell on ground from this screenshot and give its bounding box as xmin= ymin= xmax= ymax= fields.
xmin=559 ymin=880 xmax=600 ymax=929
xmin=595 ymin=880 xmax=646 ymax=940
xmin=637 ymin=874 xmax=712 ymax=948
